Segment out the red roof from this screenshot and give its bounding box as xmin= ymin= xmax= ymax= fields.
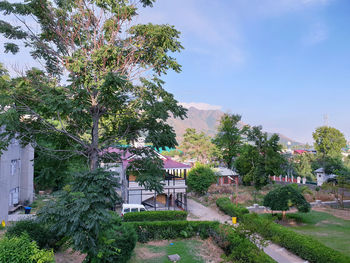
xmin=293 ymin=150 xmax=307 ymax=155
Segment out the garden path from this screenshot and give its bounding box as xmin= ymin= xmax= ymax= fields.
xmin=187 ymin=198 xmax=307 ymax=263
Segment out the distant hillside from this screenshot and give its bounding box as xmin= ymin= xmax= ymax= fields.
xmin=168 ymin=106 xmax=301 ymax=147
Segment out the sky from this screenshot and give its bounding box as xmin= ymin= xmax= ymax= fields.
xmin=1 ymin=0 xmax=350 ymax=143
xmin=136 ymin=0 xmax=350 ymax=144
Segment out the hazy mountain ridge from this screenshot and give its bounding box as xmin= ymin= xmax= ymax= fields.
xmin=168 ymin=107 xmax=301 ymax=146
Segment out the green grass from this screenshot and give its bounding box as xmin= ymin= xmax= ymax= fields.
xmin=283 ymin=211 xmax=350 ymax=257
xmin=129 ymin=239 xmax=205 ymax=263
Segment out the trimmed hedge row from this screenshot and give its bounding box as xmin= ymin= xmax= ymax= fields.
xmin=123 ymin=210 xmax=187 ymax=222
xmin=210 ymin=224 xmax=276 ymax=263
xmin=241 ymin=213 xmax=350 ymax=263
xmin=125 ymin=220 xmax=218 ymax=242
xmin=216 ymin=197 xmax=249 ymax=219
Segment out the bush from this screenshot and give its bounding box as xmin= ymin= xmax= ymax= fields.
xmin=187 ymin=163 xmax=216 ymax=195
xmin=209 ymin=224 xmax=275 ymax=263
xmin=216 ymin=197 xmax=249 ymax=218
xmin=0 ymin=233 xmax=54 ymax=263
xmin=241 ymin=213 xmax=350 ymax=263
xmin=6 ymin=220 xmax=60 ymax=250
xmin=123 ymin=210 xmax=187 ymax=222
xmin=94 ymin=217 xmax=137 ymax=263
xmin=125 ymin=220 xmax=219 ymax=243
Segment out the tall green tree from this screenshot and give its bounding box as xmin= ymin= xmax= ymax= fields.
xmin=235 ymin=126 xmax=286 ymax=190
xmin=213 ymin=113 xmax=248 ymax=168
xmin=179 ymin=128 xmax=221 ymax=163
xmin=0 ymin=0 xmax=186 ymax=192
xmin=313 ymin=126 xmax=346 ymax=158
xmin=293 ymin=153 xmax=314 ymax=181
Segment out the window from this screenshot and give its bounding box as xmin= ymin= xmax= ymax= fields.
xmin=123 ymin=208 xmax=130 ymax=213
xmin=224 ymin=177 xmax=229 ymax=184
xmin=140 ymin=208 xmax=146 ymax=212
xmin=10 ymin=160 xmax=17 ymax=176
xmin=131 ymin=208 xmax=138 ymax=212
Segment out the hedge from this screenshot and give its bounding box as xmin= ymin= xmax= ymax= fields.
xmin=241 ymin=213 xmax=350 ymax=263
xmin=216 ymin=197 xmax=249 ymax=219
xmin=0 ymin=233 xmax=55 ymax=263
xmin=125 ymin=220 xmax=218 ymax=242
xmin=123 ymin=210 xmax=187 ymax=222
xmin=210 ymin=224 xmax=276 ymax=263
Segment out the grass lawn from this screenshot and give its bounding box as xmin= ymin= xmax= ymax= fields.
xmin=129 ymin=238 xmax=222 ymax=263
xmin=284 ymin=211 xmax=350 ymax=257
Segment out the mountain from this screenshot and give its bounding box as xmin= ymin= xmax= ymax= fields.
xmin=168 ymin=106 xmax=301 ymax=146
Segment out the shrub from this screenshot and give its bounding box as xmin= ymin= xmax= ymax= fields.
xmin=123 ymin=210 xmax=187 ymax=222
xmin=187 ymin=163 xmax=216 ymax=195
xmin=241 ymin=213 xmax=350 ymax=263
xmin=209 ymin=224 xmax=275 ymax=263
xmin=94 ymin=217 xmax=137 ymax=263
xmin=0 ymin=233 xmax=54 ymax=263
xmin=216 ymin=197 xmax=249 ymax=218
xmin=6 ymin=220 xmax=60 ymax=250
xmin=125 ymin=220 xmax=218 ymax=243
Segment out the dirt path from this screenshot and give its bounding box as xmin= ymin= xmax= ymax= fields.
xmin=313 ymin=206 xmax=350 ymax=220
xmin=188 ymin=198 xmax=307 ymax=263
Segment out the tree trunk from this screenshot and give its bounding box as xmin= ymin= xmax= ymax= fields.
xmin=282 ymin=210 xmax=286 ymax=221
xmin=90 ymin=106 xmax=99 ymax=171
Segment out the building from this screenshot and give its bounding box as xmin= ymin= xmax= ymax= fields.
xmin=315 ymin=167 xmax=337 ymax=186
xmin=0 ymin=140 xmax=34 ymax=224
xmin=102 ymin=147 xmax=191 ymax=211
xmin=215 ymin=167 xmax=239 ymax=185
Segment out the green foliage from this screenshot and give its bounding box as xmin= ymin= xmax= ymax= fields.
xmin=126 ymin=220 xmax=218 ymax=243
xmin=0 ymin=233 xmax=54 ymax=263
xmin=213 ymin=114 xmax=248 ymax=168
xmin=235 ymin=127 xmax=286 ymax=190
xmin=210 ymin=224 xmax=276 ymax=263
xmin=216 ymin=197 xmax=249 ymax=218
xmin=95 ymin=214 xmax=137 ymax=263
xmin=123 ymin=210 xmax=187 ymax=222
xmin=263 ymin=185 xmax=311 ymax=213
xmin=293 ymin=153 xmax=314 ymax=180
xmin=242 ymin=213 xmax=350 ymax=263
xmin=37 ymin=169 xmax=121 ymax=261
xmin=187 ymin=163 xmax=216 ymax=195
xmin=179 ymin=128 xmax=221 ymax=163
xmin=6 ymin=220 xmax=60 ymax=250
xmin=313 ymin=126 xmax=346 ymax=158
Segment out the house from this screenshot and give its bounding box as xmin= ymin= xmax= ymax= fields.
xmin=102 ymin=147 xmax=191 ymax=211
xmin=0 ymin=139 xmax=34 ymax=224
xmin=215 ymin=167 xmax=239 ymax=186
xmin=315 ymin=167 xmax=337 ymax=186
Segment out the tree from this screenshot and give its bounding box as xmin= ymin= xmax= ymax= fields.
xmin=263 ymin=185 xmax=311 ymax=220
xmin=187 ymin=163 xmax=216 ymax=195
xmin=213 ymin=113 xmax=248 ymax=168
xmin=313 ymin=126 xmax=346 ymax=158
xmin=0 ymin=0 xmax=186 ymax=192
xmin=293 ymin=153 xmax=314 ymax=181
xmin=179 ymin=128 xmax=221 ymax=163
xmin=38 ymin=169 xmax=137 ymax=262
xmin=235 ymin=126 xmax=286 ymax=190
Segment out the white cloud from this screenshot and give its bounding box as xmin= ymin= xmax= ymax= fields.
xmin=302 ymin=23 xmax=328 ymax=45
xmin=179 ymin=102 xmax=222 ymax=111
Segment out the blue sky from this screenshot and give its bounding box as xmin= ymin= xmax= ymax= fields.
xmin=137 ymin=0 xmax=350 ymax=143
xmin=1 ymin=0 xmax=349 ymax=143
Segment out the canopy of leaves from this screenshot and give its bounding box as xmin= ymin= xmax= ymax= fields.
xmin=187 ymin=163 xmax=216 ymax=195
xmin=293 ymin=153 xmax=314 ymax=180
xmin=213 ymin=113 xmax=248 ymax=168
xmin=235 ymin=126 xmax=286 ymax=190
xmin=313 ymin=126 xmax=346 ymax=158
xmin=0 ymin=0 xmax=187 ymax=192
xmin=263 ymin=185 xmax=311 ymax=213
xmin=179 ymin=128 xmax=221 ymax=164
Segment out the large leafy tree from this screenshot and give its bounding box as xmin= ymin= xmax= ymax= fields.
xmin=313 ymin=126 xmax=346 ymax=158
xmin=0 ymin=0 xmax=186 ymax=192
xmin=293 ymin=153 xmax=314 ymax=181
xmin=179 ymin=128 xmax=220 ymax=163
xmin=187 ymin=163 xmax=216 ymax=195
xmin=263 ymin=185 xmax=311 ymax=220
xmin=235 ymin=126 xmax=286 ymax=190
xmin=213 ymin=113 xmax=248 ymax=168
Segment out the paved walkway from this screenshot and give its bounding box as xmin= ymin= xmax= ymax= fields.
xmin=187 ymin=198 xmax=307 ymax=263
